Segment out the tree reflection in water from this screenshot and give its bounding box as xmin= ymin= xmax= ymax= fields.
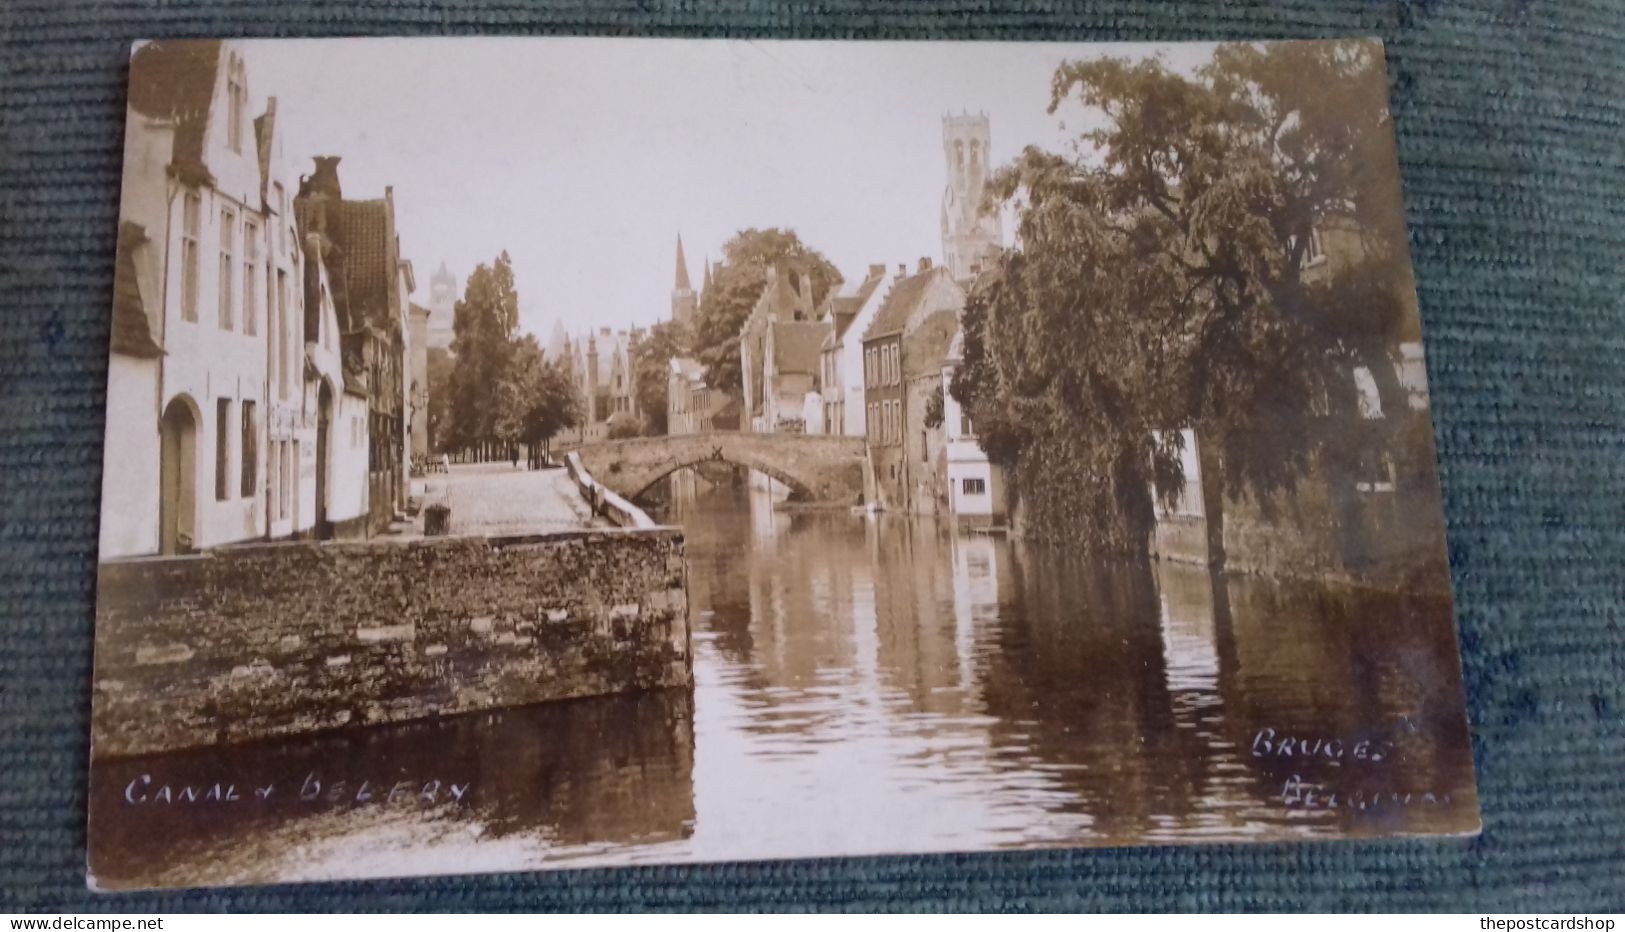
xmin=89 ymin=473 xmax=1476 ymax=888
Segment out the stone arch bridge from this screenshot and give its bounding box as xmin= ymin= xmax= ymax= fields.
xmin=572 ymin=433 xmax=868 ymax=504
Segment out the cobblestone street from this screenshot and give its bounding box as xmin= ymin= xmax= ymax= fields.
xmin=421 ymin=462 xmax=601 ymax=536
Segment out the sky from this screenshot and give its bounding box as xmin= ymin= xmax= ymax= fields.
xmin=237 ymin=38 xmax=1216 ymax=342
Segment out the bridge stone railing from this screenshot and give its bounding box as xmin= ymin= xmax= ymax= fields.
xmin=574 ymin=432 xmax=867 ymax=504
xmin=565 ymin=451 xmax=659 ymax=529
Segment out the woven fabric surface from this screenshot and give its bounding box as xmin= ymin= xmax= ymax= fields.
xmin=1 ymin=0 xmax=1621 ymax=913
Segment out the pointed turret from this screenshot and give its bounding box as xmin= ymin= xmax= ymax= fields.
xmin=545 ymin=319 xmax=569 ymax=362
xmin=671 ymin=233 xmax=698 ymax=324
xmin=674 ymin=235 xmax=693 ymax=292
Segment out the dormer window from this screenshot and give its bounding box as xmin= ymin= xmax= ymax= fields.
xmin=226 ymin=58 xmax=247 ymax=154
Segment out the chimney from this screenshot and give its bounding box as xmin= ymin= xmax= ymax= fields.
xmin=918 ymin=257 xmax=933 ymax=273
xmin=897 ymin=263 xmax=907 ymax=279
xmin=797 ymin=272 xmax=814 ymax=319
xmin=306 ymin=156 xmax=342 ymax=199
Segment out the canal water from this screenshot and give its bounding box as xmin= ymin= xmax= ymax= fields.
xmin=89 ymin=475 xmax=1478 ymax=889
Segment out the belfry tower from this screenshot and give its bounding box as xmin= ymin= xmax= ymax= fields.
xmin=940 ymin=112 xmax=1004 ymax=282
xmin=426 ymin=261 xmax=458 ymax=350
xmin=671 ymin=234 xmax=697 ymax=325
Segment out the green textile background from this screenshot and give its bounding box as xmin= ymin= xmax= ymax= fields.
xmin=1 ymin=0 xmax=1621 ymax=912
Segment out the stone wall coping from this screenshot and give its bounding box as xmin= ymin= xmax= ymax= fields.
xmin=564 ymin=450 xmax=660 ymax=529
xmin=99 ymin=524 xmax=681 ymax=565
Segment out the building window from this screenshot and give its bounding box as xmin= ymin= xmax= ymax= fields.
xmin=218 ymin=206 xmax=236 ymax=330
xmin=281 ymin=441 xmax=293 ymax=520
xmin=960 ymin=410 xmax=973 ymax=437
xmin=272 ymin=183 xmax=286 ymax=254
xmin=276 ymin=271 xmax=289 ymax=400
xmin=269 ymin=439 xmax=280 ymax=521
xmin=1355 ymin=448 xmax=1396 ymax=494
xmin=320 ymin=285 xmax=332 ymax=349
xmin=226 ymin=60 xmax=246 ymax=154
xmin=181 ymin=192 xmax=201 ymax=322
xmin=242 ymin=218 xmax=259 ymax=336
xmin=290 ymin=440 xmax=299 ymax=519
xmin=240 ymin=400 xmax=257 ymax=498
xmin=215 ymin=398 xmax=232 ymax=502
xmin=1300 ymin=226 xmax=1326 ymax=268
xmin=962 ymin=477 xmax=987 ymax=496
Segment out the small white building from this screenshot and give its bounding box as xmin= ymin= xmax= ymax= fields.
xmin=940 ymin=328 xmax=1006 ymax=527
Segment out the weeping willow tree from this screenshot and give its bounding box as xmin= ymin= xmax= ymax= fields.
xmin=952 ymin=40 xmax=1417 ymax=551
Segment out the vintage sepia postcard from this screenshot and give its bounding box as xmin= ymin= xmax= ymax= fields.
xmin=89 ymin=36 xmax=1478 ymax=891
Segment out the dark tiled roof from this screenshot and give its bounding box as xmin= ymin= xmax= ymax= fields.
xmin=827 ymin=307 xmax=859 ymax=345
xmin=127 ymin=40 xmax=221 ymax=183
xmin=863 ymin=268 xmax=938 ymax=342
xmin=755 ymin=273 xmax=804 ymax=323
xmin=824 ymin=267 xmax=886 ymax=347
xmin=771 ymin=321 xmax=830 ymax=375
xmin=848 ymin=266 xmax=887 ymax=307
xmin=864 ymin=274 xmax=929 ymax=344
xmin=903 ymin=310 xmax=958 ymax=379
xmin=329 ymin=199 xmax=392 ymax=326
xmin=110 ymin=222 xmax=162 ymax=358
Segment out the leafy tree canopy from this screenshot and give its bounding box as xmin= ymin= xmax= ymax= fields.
xmin=632 ymin=319 xmax=689 ymax=435
xmin=692 ymin=228 xmax=840 ymax=393
xmin=953 ymin=39 xmax=1418 ymax=549
xmin=442 ymin=251 xmax=581 ymax=455
xmin=494 ymin=334 xmax=582 ymax=452
xmin=446 ymin=252 xmax=521 ymax=450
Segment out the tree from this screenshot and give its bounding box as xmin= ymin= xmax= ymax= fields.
xmin=952 ymin=39 xmax=1417 ymax=550
xmin=923 ymin=384 xmax=945 ymax=430
xmin=495 ymin=335 xmax=582 ymax=461
xmin=446 ymin=252 xmax=520 ymax=455
xmin=606 ymin=411 xmax=643 ymax=440
xmin=631 ymin=319 xmax=688 ymax=435
xmin=691 ymin=228 xmax=840 ymax=393
xmin=425 ymin=347 xmax=453 ymax=452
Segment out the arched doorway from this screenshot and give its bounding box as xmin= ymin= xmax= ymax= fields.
xmin=316 ymin=381 xmax=333 ymax=539
xmin=159 ymin=397 xmax=198 ymax=555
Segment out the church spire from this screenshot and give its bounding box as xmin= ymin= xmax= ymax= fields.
xmin=671 ymin=234 xmax=698 ymax=324
xmin=702 ymin=254 xmax=713 ymax=294
xmin=674 ymin=235 xmax=693 ymax=293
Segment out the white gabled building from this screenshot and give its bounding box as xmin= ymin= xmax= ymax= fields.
xmin=816 ymin=263 xmax=889 ymax=439
xmin=100 ymin=40 xmax=373 ymax=558
xmin=102 ymin=40 xmax=272 ymax=557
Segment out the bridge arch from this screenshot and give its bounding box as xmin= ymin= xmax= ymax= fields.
xmin=573 ymin=433 xmax=868 ymax=505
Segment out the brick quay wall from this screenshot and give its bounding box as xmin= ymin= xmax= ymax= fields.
xmin=92 ymin=529 xmax=691 ymax=759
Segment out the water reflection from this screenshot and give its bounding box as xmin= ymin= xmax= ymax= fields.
xmin=90 ymin=471 xmax=1476 ymax=888
xmin=89 ymin=689 xmax=695 ymax=888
